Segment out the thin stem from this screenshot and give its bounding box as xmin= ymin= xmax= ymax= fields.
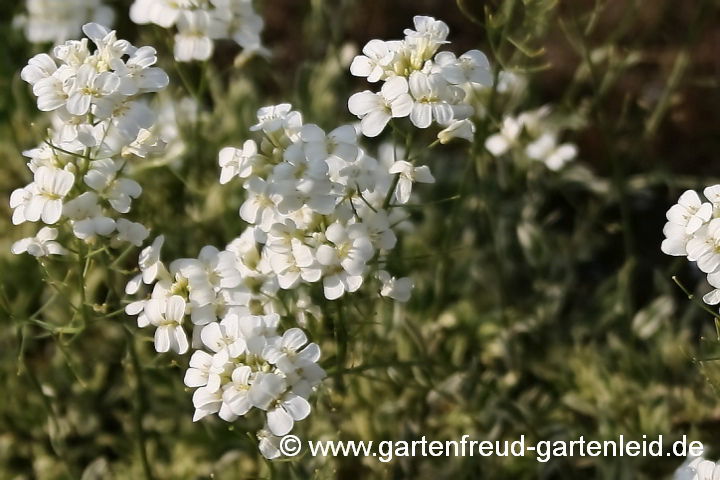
xmin=124 ymin=328 xmax=155 ymax=480
xmin=672 ymin=276 xmax=719 ymax=319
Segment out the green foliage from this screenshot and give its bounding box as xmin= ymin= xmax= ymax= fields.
xmin=2 ymin=0 xmax=720 ymax=479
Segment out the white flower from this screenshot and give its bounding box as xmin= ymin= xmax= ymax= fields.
xmin=388 ymin=161 xmax=435 ymax=204
xmin=661 ymin=221 xmax=693 ymax=257
xmin=249 ymin=373 xmax=309 ymax=436
xmin=129 ymin=0 xmax=264 ymax=55
xmin=126 ymin=235 xmax=169 ymax=294
xmin=407 ymin=71 xmax=456 ymax=128
xmin=192 ymin=386 xmax=223 ymax=421
xmin=525 ymin=133 xmax=578 ymax=171
xmin=144 ymin=295 xmax=189 ymax=354
xmin=84 ymin=159 xmax=142 ymax=213
xmin=62 ymin=192 xmax=116 ymax=241
xmin=686 ymin=220 xmax=720 ymax=274
xmin=9 ymin=184 xmax=38 ymax=225
xmin=690 ymin=458 xmax=720 ymax=480
xmin=703 ymin=185 xmax=720 ymax=215
xmin=316 ymin=222 xmax=374 ymax=300
xmin=200 ymin=316 xmax=247 ymax=358
xmin=438 ymin=119 xmax=475 ymax=144
xmin=111 ymin=46 xmax=170 ymax=94
xmin=354 ymin=210 xmax=397 ymax=250
xmin=403 ymin=15 xmax=449 ymax=57
xmin=257 ymin=427 xmax=282 ymax=459
xmin=219 ymin=140 xmax=259 ymax=184
xmin=173 ymin=245 xmax=242 ymax=293
xmin=174 ymin=10 xmax=220 ymax=62
xmin=66 ymin=64 xmax=121 ymax=117
xmin=485 ymin=116 xmax=523 ymax=156
xmin=263 ymin=328 xmax=325 ymax=388
xmin=24 ymin=166 xmax=75 ymax=224
xmin=251 ymin=103 xmax=302 ymax=135
xmin=21 ymin=54 xmax=58 ymax=86
xmin=227 ymin=1 xmax=264 ymax=50
xmin=221 ymin=365 xmax=254 ymax=418
xmin=184 ymin=350 xmax=228 ymax=392
xmin=666 ymin=190 xmax=713 ymax=235
xmin=348 ymin=77 xmax=414 ymax=137
xmin=377 ymin=270 xmax=413 ymax=302
xmin=83 ymin=23 xmax=136 ymax=70
xmin=11 ymin=227 xmax=67 ymax=257
xmin=114 ymin=218 xmax=149 ymax=246
xmin=301 ymin=124 xmax=358 ymax=163
xmin=434 ymin=50 xmax=492 ymax=86
xmin=404 ymin=15 xmax=449 ymax=42
xmin=130 ymin=0 xmax=188 ymax=28
xmin=269 ymin=239 xmax=322 ymax=289
xmin=350 ymin=40 xmax=394 ymax=82
xmin=239 ymin=313 xmax=280 ymax=355
xmin=240 ymin=177 xmax=277 ymax=231
xmin=16 ymin=0 xmax=114 ymax=45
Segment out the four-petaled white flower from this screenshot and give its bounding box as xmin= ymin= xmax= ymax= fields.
xmin=388 ymin=161 xmax=435 ymax=205
xmin=378 ymin=270 xmax=413 ymax=302
xmin=485 ymin=116 xmax=523 ymax=156
xmin=145 ymin=295 xmax=189 ymax=354
xmin=350 ymin=40 xmax=395 ymax=83
xmin=434 ymin=50 xmax=492 ymax=86
xmin=11 ymin=227 xmax=68 ymax=257
xmin=219 ymin=140 xmax=259 ymax=184
xmin=525 ymin=133 xmax=578 ymax=171
xmin=24 ymin=167 xmax=75 ymax=224
xmin=348 ymin=77 xmax=414 ymax=137
xmin=438 ymin=119 xmax=475 ymax=144
xmin=316 ymin=222 xmax=374 ymax=300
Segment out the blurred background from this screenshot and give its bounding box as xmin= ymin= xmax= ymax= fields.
xmin=2 ymin=0 xmax=720 ymax=479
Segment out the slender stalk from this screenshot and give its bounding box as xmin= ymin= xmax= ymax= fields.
xmin=672 ymin=276 xmax=719 ymax=320
xmin=124 ymin=328 xmax=155 ymax=480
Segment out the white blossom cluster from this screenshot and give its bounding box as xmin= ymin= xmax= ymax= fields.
xmin=124 ymin=102 xmax=422 ymax=456
xmin=190 ymin=320 xmax=326 ymax=459
xmin=661 ymin=186 xmax=720 ymax=305
xmin=129 ymin=0 xmax=264 ymax=62
xmin=125 ymin=103 xmax=417 ymax=347
xmin=122 ymin=234 xmax=327 ymax=457
xmin=10 ymin=23 xmax=169 ymax=257
xmin=347 ymin=15 xmax=491 ymax=141
xmin=484 ymin=105 xmax=578 ymax=171
xmin=14 ymin=0 xmax=115 ymax=45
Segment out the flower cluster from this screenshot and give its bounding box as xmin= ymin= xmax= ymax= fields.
xmin=14 ymin=0 xmax=114 ymax=45
xmin=124 ymin=102 xmax=424 ymax=456
xmin=129 ymin=0 xmax=265 ymax=62
xmin=348 ymin=15 xmax=491 ymax=140
xmin=661 ymin=186 xmax=720 ymax=305
xmin=223 ymin=103 xmax=420 ymax=300
xmin=123 ymin=234 xmax=327 ymax=457
xmin=10 ymin=23 xmax=169 ymax=256
xmin=126 ymin=103 xmax=418 ymax=341
xmin=190 ymin=318 xmax=325 ymax=458
xmin=484 ymin=105 xmax=578 ymax=171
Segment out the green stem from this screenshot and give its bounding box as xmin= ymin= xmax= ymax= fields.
xmin=672 ymin=276 xmax=719 ymax=320
xmin=125 ymin=328 xmax=155 ymax=480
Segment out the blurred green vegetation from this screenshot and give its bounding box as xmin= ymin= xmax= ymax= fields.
xmin=2 ymin=0 xmax=720 ymax=479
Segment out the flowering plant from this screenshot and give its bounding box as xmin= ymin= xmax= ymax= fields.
xmin=2 ymin=1 xmax=720 ymax=479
